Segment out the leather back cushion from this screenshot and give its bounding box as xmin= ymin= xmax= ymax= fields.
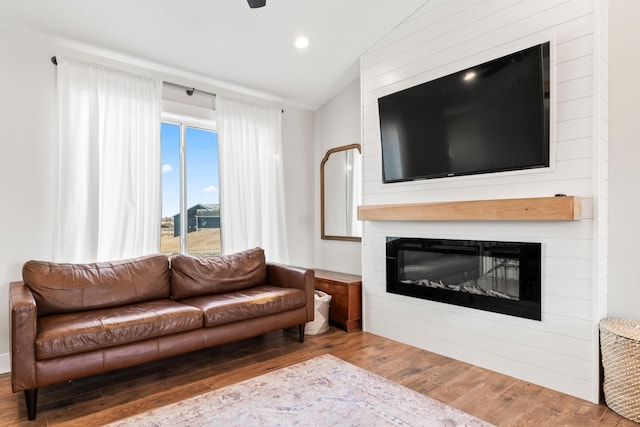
xmin=170 ymin=248 xmax=267 ymax=299
xmin=22 ymin=254 xmax=170 ymax=316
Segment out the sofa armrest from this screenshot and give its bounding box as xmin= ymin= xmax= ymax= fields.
xmin=266 ymin=263 xmax=315 ymax=322
xmin=10 ymin=281 xmax=38 ymax=392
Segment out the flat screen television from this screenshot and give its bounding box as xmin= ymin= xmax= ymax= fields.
xmin=378 ymin=42 xmax=550 ymax=183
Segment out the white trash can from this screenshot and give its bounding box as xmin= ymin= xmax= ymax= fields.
xmin=305 ymin=290 xmax=332 ymax=335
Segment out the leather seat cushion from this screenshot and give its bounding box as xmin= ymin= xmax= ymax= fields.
xmin=35 ymin=299 xmax=203 ymax=360
xmin=180 ymin=285 xmax=307 ymax=327
xmin=23 ymin=254 xmax=170 ymax=316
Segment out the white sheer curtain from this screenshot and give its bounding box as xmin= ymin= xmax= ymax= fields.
xmin=217 ymin=96 xmax=289 ymax=264
xmin=54 ymin=57 xmax=162 ymax=262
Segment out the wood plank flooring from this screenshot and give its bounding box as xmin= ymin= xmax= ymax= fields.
xmin=0 ymin=327 xmax=636 ymax=426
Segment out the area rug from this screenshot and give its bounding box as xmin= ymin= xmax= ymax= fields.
xmin=106 ymin=354 xmax=493 ymax=426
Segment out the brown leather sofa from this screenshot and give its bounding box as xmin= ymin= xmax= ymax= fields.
xmin=10 ymin=247 xmax=314 ymax=420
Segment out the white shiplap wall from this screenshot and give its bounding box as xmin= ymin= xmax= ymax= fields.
xmin=360 ymin=0 xmax=607 ymax=402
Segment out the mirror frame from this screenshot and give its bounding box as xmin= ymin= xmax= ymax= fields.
xmin=321 ymin=143 xmax=362 ymax=242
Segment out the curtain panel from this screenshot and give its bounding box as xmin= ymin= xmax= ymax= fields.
xmin=54 ymin=57 xmax=162 ymax=262
xmin=217 ymin=96 xmax=289 ymax=264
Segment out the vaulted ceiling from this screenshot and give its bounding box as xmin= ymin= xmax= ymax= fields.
xmin=0 ymin=0 xmax=427 ymax=110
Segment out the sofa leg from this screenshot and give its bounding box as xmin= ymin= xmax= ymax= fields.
xmin=25 ymin=388 xmax=38 ymax=421
xmin=298 ymin=324 xmax=305 ymax=343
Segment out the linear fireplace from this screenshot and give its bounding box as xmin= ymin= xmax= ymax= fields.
xmin=386 ymin=237 xmax=541 ymax=320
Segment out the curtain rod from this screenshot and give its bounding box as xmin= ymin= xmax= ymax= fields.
xmin=50 ymin=56 xmax=283 ymax=112
xmin=51 ymin=56 xmax=215 ymax=98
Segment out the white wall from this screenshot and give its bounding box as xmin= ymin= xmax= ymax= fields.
xmin=0 ymin=24 xmax=315 ymax=374
xmin=0 ymin=25 xmax=58 ymax=373
xmin=313 ymin=79 xmax=362 ymax=275
xmin=360 ymin=0 xmax=608 ymax=402
xmin=608 ymin=0 xmax=640 ymax=318
xmin=282 ymin=107 xmax=315 ymax=268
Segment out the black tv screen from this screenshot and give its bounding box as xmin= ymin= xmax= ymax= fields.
xmin=378 ymin=42 xmax=550 ymax=183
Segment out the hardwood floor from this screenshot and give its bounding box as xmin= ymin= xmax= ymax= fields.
xmin=0 ymin=327 xmax=636 ymax=426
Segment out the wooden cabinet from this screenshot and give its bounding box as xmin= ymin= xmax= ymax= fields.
xmin=314 ymin=269 xmax=362 ymax=332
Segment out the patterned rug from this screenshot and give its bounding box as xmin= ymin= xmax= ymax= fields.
xmin=106 ymin=354 xmax=494 ymax=426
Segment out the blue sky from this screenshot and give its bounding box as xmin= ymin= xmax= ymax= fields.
xmin=161 ymin=123 xmax=219 ymax=218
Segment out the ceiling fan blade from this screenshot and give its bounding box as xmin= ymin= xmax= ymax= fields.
xmin=247 ymin=0 xmax=266 ymax=8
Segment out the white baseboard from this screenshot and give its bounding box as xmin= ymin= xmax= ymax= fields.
xmin=0 ymin=352 xmax=10 ymax=374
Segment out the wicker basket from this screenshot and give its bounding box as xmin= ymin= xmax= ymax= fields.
xmin=600 ymin=318 xmax=640 ymax=422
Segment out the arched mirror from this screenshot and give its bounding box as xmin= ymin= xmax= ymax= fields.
xmin=321 ymin=144 xmax=362 ymax=241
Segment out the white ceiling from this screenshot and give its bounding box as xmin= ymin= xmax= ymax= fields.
xmin=0 ymin=0 xmax=427 ymax=110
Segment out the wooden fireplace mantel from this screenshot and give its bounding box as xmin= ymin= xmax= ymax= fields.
xmin=357 ymin=196 xmax=581 ymax=221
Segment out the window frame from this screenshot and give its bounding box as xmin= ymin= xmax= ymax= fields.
xmin=160 ymin=111 xmax=219 ymax=255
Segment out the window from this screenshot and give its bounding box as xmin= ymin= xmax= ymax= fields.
xmin=160 ymin=116 xmax=221 ymax=257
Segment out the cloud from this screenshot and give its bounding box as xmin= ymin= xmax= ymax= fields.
xmin=162 ymin=164 xmax=173 ymax=173
xmin=203 ymin=185 xmax=218 ymax=193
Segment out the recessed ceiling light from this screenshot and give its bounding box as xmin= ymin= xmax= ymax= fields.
xmin=293 ymin=35 xmax=311 ymax=50
xmin=463 ymin=71 xmax=476 ymax=81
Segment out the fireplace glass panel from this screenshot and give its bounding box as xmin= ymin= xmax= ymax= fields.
xmin=387 ymin=238 xmax=541 ymax=320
